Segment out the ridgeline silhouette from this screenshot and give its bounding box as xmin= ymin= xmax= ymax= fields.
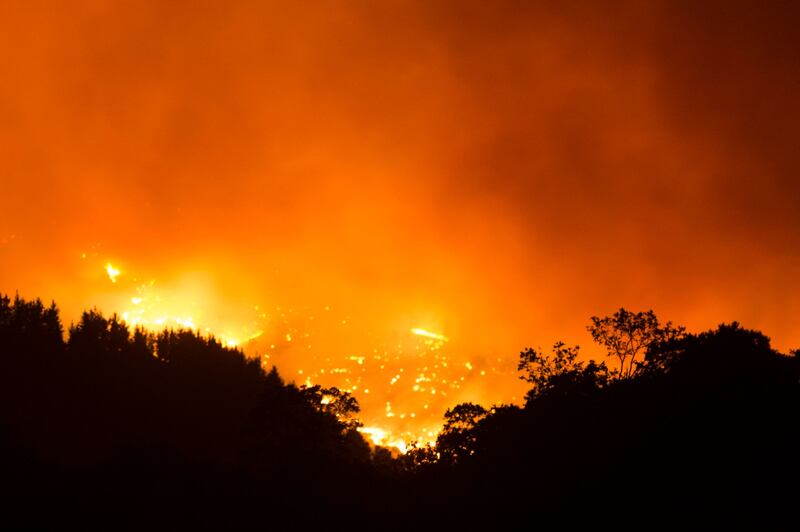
xmin=0 ymin=295 xmax=797 ymax=527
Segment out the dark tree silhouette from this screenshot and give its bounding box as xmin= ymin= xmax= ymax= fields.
xmin=0 ymin=294 xmax=63 ymax=361
xmin=435 ymin=402 xmax=487 ymax=465
xmin=0 ymin=294 xmax=386 ymax=527
xmin=517 ymin=341 xmax=609 ymax=403
xmin=405 ymin=310 xmax=799 ymax=525
xmin=1 ymin=295 xmax=798 ymax=527
xmin=301 ymin=383 xmax=362 ymax=430
xmin=588 ymin=308 xmax=685 ymax=377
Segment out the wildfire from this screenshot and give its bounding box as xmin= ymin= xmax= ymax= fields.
xmin=102 ymin=264 xmax=259 ymax=349
xmin=95 ymin=259 xmax=523 ymax=453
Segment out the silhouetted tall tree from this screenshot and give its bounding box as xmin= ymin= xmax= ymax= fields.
xmin=588 ymin=308 xmax=684 ymax=377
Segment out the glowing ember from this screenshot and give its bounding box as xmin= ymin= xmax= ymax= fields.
xmin=411 ymin=328 xmax=449 ymax=342
xmin=105 ymin=263 xmax=121 ymax=284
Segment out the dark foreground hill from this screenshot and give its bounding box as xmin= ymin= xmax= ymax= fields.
xmin=0 ymin=295 xmax=797 ymax=528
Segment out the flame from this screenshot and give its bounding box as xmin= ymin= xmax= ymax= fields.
xmin=410 ymin=328 xmax=449 ymax=342
xmin=102 ymin=262 xmax=261 ymax=349
xmin=105 ymin=263 xmax=121 ymax=283
xmin=358 ymin=426 xmax=409 ymax=453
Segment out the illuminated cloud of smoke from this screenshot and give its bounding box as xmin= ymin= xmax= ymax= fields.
xmin=1 ymin=1 xmax=799 ymax=446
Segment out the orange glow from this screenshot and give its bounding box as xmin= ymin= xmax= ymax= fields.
xmin=2 ymin=2 xmax=799 ymax=452
xmin=97 ymin=256 xmax=520 ymax=450
xmin=104 ymin=262 xmax=263 ymax=351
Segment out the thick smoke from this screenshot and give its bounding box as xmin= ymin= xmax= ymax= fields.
xmin=1 ymin=0 xmax=798 ymax=365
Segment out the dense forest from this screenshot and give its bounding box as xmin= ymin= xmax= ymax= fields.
xmin=1 ymin=294 xmax=797 ymax=527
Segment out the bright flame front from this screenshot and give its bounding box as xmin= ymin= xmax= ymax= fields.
xmin=93 ymin=259 xmax=524 ymax=453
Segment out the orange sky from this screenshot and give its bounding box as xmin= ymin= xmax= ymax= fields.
xmin=1 ymin=1 xmax=799 ymax=445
